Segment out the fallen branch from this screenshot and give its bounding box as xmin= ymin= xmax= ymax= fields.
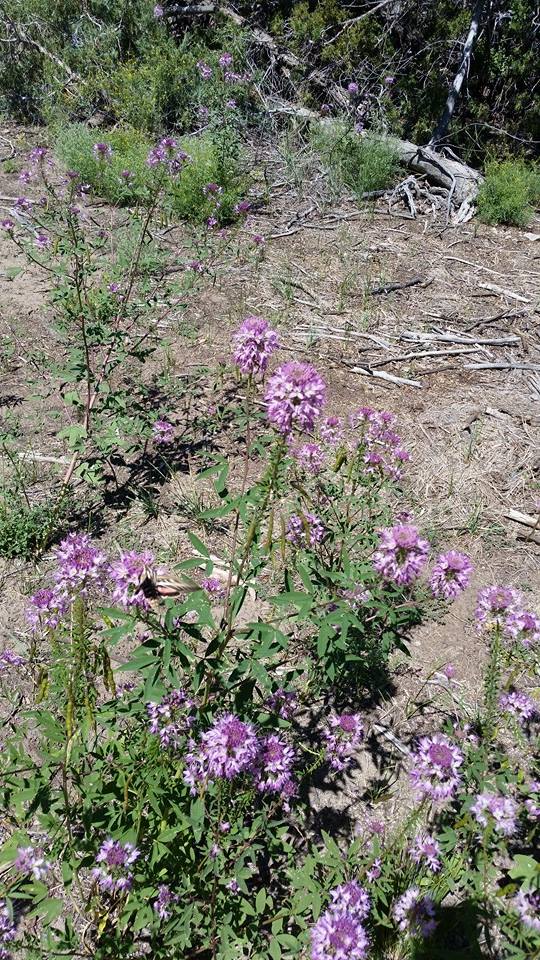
xmin=429 ymin=0 xmax=487 ymax=146
xmin=370 ymin=346 xmax=483 ymax=368
xmin=369 ymin=276 xmax=426 ymax=296
xmin=477 ymin=282 xmax=531 ymax=303
xmin=504 ymin=509 xmax=540 ymax=531
xmin=350 ymin=366 xmax=422 ymax=388
xmin=465 ymin=361 xmax=540 ymax=371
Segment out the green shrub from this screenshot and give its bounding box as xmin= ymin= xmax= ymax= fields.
xmin=312 ymin=122 xmax=401 ymax=196
xmin=477 ymin=159 xmax=540 ymax=227
xmin=0 ymin=495 xmax=63 ymax=559
xmin=55 ymin=124 xmax=247 ymax=224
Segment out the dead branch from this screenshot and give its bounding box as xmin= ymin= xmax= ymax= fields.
xmin=369 ymin=276 xmax=426 ymax=295
xmin=430 ymin=0 xmax=487 ymax=146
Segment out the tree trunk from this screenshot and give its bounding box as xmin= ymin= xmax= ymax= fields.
xmin=429 ymin=0 xmax=488 ymax=147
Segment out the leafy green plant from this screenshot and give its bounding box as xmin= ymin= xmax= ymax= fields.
xmin=477 ymin=159 xmax=540 ymax=227
xmin=54 ymin=124 xmax=247 ymax=224
xmin=0 ymin=494 xmax=64 ymax=559
xmin=311 ymin=123 xmax=400 ymax=197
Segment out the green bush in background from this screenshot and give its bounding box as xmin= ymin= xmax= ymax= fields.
xmin=477 ymin=159 xmax=540 ymax=226
xmin=55 ymin=124 xmax=247 ymax=224
xmin=312 ymin=123 xmax=401 ymax=196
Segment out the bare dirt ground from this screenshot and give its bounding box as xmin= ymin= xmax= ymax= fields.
xmin=1 ymin=127 xmax=540 ymax=820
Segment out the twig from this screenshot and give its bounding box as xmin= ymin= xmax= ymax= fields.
xmin=465 ymin=361 xmax=540 ymax=371
xmin=370 ymin=346 xmax=482 ymax=367
xmin=399 ymin=331 xmax=520 ymax=346
xmin=369 ymin=275 xmax=427 ymax=296
xmin=350 ymin=366 xmax=422 ymax=388
xmin=504 ymin=509 xmax=540 ymax=530
xmin=477 ymin=282 xmax=531 ymax=304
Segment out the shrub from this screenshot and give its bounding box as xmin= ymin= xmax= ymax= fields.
xmin=54 ymin=124 xmax=247 ymax=224
xmin=0 ymin=495 xmax=63 ymax=559
xmin=311 ymin=123 xmax=401 ymax=197
xmin=477 ymin=159 xmax=540 ymax=226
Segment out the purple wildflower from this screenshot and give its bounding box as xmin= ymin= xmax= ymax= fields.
xmin=287 ymin=512 xmax=325 ymax=549
xmin=475 ymin=585 xmax=521 ymax=631
xmin=153 ymin=884 xmax=178 ymax=920
xmin=147 ymin=689 xmax=194 ymax=749
xmin=0 ymin=901 xmax=15 ymax=958
xmin=207 ymin=215 xmax=218 ymax=228
xmin=499 ymin=691 xmax=538 ymax=725
xmin=385 ymin=76 xmax=395 ymax=85
xmin=109 ymin=550 xmax=155 ymax=610
xmin=291 ymin=442 xmax=325 ymax=474
xmin=319 ymin=417 xmax=345 ymax=447
xmin=442 ymin=663 xmax=456 ymax=679
xmin=252 ymin=233 xmax=265 ymax=246
xmin=410 ymin=734 xmax=463 ymax=803
xmin=329 ymin=881 xmax=370 ymax=920
xmin=366 ymin=858 xmax=381 ymax=882
xmin=430 ymin=551 xmax=472 ymax=600
xmin=504 ymin=609 xmax=540 ymax=648
xmin=310 ymin=908 xmax=368 ymax=960
xmin=13 ymin=846 xmax=51 ymax=881
xmin=52 ymin=532 xmax=108 ymax=594
xmin=234 ymin=200 xmax=251 ymax=215
xmin=233 ymin=315 xmax=279 ymax=375
xmin=34 ymin=233 xmax=51 ymax=249
xmin=183 ymin=714 xmax=259 ymax=791
xmin=152 ymin=419 xmax=174 ymax=444
xmin=1 ymin=219 xmax=14 ymax=231
xmin=219 ymin=52 xmax=233 ymax=68
xmin=188 ymin=259 xmax=204 ymax=273
xmin=265 ymin=362 xmax=326 ymax=435
xmin=200 ymin=576 xmax=225 ymax=599
xmin=0 ymin=650 xmax=25 ymax=673
xmin=347 ymin=82 xmax=359 ymax=95
xmin=323 ymin=712 xmax=364 ymax=772
xmin=29 ymin=146 xmax=48 ymax=164
xmin=93 ymin=142 xmax=112 ymax=161
xmin=197 ymin=61 xmax=213 ymax=80
xmin=27 ymin=587 xmax=68 ymax=631
xmin=512 ymin=890 xmax=540 ymax=933
xmin=91 ymin=839 xmax=139 ymax=894
xmin=265 ymin=688 xmax=298 ymax=720
xmin=254 ymin=734 xmax=295 ymax=794
xmin=226 ymin=98 xmax=237 ymax=109
xmin=227 ymin=878 xmax=240 ymax=892
xmin=19 ymin=170 xmax=32 ymax=184
xmin=373 ymin=524 xmax=429 ymax=586
xmin=15 ymin=196 xmax=32 ymax=210
xmin=470 ymin=792 xmax=519 ymax=836
xmin=340 ymin=585 xmax=371 ymax=609
xmin=153 ymin=3 xmax=164 ymax=17
xmin=119 ymin=169 xmax=133 ymax=181
xmin=393 ymin=887 xmax=437 ymax=938
xmin=409 ymin=833 xmax=441 ymax=872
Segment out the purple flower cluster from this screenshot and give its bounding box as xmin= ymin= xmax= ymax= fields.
xmin=340 ymin=585 xmax=371 ymax=610
xmin=430 ymin=551 xmax=473 ymax=600
xmin=409 ymin=833 xmax=441 ymax=872
xmin=291 ymin=441 xmax=326 ymax=475
xmin=475 ymin=585 xmax=521 ymax=631
xmin=470 ymin=791 xmax=519 ymax=836
xmin=504 ymin=608 xmax=540 ymax=648
xmin=512 ymin=890 xmax=540 ymax=933
xmin=147 ymin=137 xmax=190 ymax=175
xmin=0 ymin=650 xmax=25 ymax=673
xmin=265 ymin=688 xmax=298 ymax=720
xmin=233 ymin=316 xmax=279 ymax=374
xmin=0 ymin=900 xmax=15 ymax=960
xmin=183 ymin=714 xmax=296 ymax=804
xmin=13 ymin=846 xmax=51 ymax=881
xmin=353 ymin=408 xmax=411 ymax=481
xmin=28 ymin=533 xmax=109 ymax=631
xmin=152 ymin=419 xmax=175 ymax=444
xmin=200 ymin=576 xmax=226 ymax=599
xmin=197 ymin=60 xmax=213 ymax=79
xmin=93 ymin=142 xmax=112 ymax=161
xmin=373 ymin=524 xmax=429 ymax=586
xmin=265 ymin=362 xmax=326 ymax=435
xmin=184 ymin=713 xmax=259 ymax=788
xmin=52 ymin=532 xmax=108 ymax=594
xmin=91 ymin=839 xmax=140 ymax=894
xmin=287 ymin=512 xmax=325 ymax=549
xmin=323 ymin=712 xmax=364 ymax=772
xmin=153 ymin=884 xmax=178 ymax=920
xmin=311 ymin=881 xmax=370 ymax=960
xmin=147 ymin=689 xmax=195 ymax=749
xmin=410 ymin=734 xmax=463 ymax=803
xmin=109 ymin=550 xmax=154 ymax=610
xmin=499 ymin=690 xmax=538 ymax=725
xmin=319 ymin=416 xmax=344 ymax=446
xmin=393 ymin=887 xmax=437 ymax=938
xmin=254 ymin=735 xmax=295 ymax=793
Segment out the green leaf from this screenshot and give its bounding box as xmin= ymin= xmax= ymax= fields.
xmin=188 ymin=532 xmax=210 ymax=557
xmin=256 ymin=888 xmax=266 ymax=913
